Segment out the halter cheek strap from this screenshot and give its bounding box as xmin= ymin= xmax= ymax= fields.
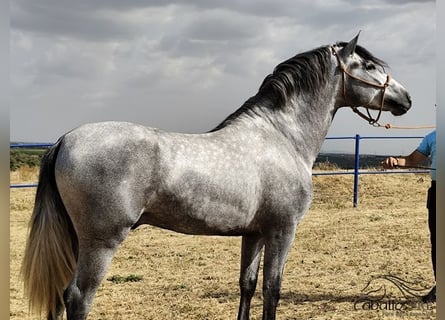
xmin=331 ymin=46 xmax=391 ymax=126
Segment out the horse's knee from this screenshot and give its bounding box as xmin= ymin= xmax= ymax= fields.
xmin=239 ymin=275 xmax=258 ymax=298
xmin=263 ymin=277 xmax=281 ymax=303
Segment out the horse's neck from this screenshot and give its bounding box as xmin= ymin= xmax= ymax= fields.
xmin=256 ymin=85 xmax=338 ymax=165
xmin=287 ymin=98 xmax=336 ymax=164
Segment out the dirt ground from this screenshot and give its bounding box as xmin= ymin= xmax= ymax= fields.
xmin=10 ymin=169 xmax=436 ymax=319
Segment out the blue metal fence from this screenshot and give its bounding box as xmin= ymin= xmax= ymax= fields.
xmin=313 ymin=134 xmax=427 ymax=207
xmin=10 ymin=135 xmax=429 ymax=207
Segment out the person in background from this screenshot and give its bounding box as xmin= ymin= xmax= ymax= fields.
xmin=382 ymin=130 xmax=436 ymax=303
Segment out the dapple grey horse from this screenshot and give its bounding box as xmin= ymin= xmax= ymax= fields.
xmin=22 ymin=34 xmax=411 ymax=320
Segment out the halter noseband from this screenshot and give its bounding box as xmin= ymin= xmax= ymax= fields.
xmin=331 ymin=46 xmax=391 ymax=126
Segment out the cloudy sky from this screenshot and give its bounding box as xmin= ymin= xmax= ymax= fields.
xmin=10 ymin=0 xmax=436 ymax=154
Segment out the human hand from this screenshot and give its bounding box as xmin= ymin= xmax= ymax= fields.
xmin=381 ymin=157 xmax=398 ymax=169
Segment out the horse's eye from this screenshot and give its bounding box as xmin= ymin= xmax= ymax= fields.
xmin=365 ymin=63 xmax=376 ymax=71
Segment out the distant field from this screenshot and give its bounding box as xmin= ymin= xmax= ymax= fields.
xmin=10 ymin=168 xmax=436 ymax=319
xmin=9 ymin=148 xmax=46 ymax=171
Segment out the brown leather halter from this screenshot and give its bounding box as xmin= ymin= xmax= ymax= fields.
xmin=331 ymin=46 xmax=391 ymax=126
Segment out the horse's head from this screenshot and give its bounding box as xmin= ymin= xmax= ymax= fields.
xmin=332 ymin=34 xmax=412 ymax=124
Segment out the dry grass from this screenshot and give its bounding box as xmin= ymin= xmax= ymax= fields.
xmin=9 ymin=166 xmax=39 ymax=185
xmin=10 ymin=169 xmax=436 ymax=319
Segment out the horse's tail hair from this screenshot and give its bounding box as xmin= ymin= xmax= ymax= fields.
xmin=21 ymin=137 xmax=78 ymax=319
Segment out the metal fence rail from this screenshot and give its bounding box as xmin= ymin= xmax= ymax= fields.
xmin=313 ymin=134 xmax=428 ymax=206
xmin=10 ymin=135 xmax=429 ymax=207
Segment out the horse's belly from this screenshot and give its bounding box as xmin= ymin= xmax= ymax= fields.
xmin=138 ymin=212 xmax=247 ymax=236
xmin=138 ymin=192 xmax=258 ymax=236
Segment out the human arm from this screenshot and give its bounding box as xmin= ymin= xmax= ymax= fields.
xmin=382 ymin=150 xmax=428 ymax=169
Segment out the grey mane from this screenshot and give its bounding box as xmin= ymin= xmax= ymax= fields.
xmin=211 ymin=45 xmax=332 ymax=131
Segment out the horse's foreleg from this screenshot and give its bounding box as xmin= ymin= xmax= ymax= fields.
xmin=64 ymin=227 xmax=131 ymax=320
xmin=262 ymin=227 xmax=296 ymax=320
xmin=237 ymin=235 xmax=264 ymax=320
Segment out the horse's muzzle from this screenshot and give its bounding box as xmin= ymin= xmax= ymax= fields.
xmin=388 ymin=93 xmax=412 ymax=116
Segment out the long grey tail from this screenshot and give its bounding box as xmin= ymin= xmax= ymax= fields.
xmin=21 ymin=137 xmax=78 ymax=320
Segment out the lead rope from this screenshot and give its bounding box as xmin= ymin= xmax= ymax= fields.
xmin=380 ymin=105 xmax=436 ymax=129
xmin=380 ymin=123 xmax=435 ymax=129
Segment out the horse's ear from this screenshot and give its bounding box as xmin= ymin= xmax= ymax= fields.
xmin=340 ymin=32 xmax=360 ymax=58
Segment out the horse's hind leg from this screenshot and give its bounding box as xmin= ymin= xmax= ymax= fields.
xmin=237 ymin=235 xmax=264 ymax=320
xmin=63 ymin=225 xmax=131 ymax=320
